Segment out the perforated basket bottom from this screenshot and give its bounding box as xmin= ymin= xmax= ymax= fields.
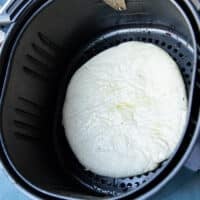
xmin=54 ymin=27 xmax=194 ymax=197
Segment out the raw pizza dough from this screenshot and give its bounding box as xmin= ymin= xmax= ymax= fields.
xmin=63 ymin=41 xmax=187 ymax=178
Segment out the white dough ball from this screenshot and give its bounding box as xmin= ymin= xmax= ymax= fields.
xmin=63 ymin=41 xmax=187 ymax=178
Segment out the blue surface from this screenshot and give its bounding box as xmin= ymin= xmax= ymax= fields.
xmin=152 ymin=168 xmax=200 ymax=200
xmin=0 ymin=0 xmax=200 ymax=199
xmin=0 ymin=0 xmax=27 ymax=197
xmin=0 ymin=167 xmax=27 ymax=200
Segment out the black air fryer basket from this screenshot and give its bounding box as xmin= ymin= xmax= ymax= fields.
xmin=0 ymin=0 xmax=200 ymax=199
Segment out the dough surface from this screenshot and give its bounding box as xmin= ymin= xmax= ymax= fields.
xmin=63 ymin=41 xmax=187 ymax=178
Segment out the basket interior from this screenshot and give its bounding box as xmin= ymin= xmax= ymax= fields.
xmin=0 ymin=0 xmax=197 ymax=199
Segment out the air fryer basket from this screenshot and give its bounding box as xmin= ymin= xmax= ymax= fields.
xmin=0 ymin=0 xmax=199 ymax=199
xmin=53 ymin=26 xmax=195 ymax=195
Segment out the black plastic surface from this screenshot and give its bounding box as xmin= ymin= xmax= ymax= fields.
xmin=0 ymin=0 xmax=198 ymax=199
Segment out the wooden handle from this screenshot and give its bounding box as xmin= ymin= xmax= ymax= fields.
xmin=103 ymin=0 xmax=127 ymax=11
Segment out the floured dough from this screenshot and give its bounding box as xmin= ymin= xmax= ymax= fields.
xmin=63 ymin=41 xmax=187 ymax=178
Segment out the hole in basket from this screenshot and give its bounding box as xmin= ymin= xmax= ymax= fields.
xmin=167 ymin=45 xmax=172 ymax=49
xmin=135 ymin=182 xmax=140 ymax=187
xmin=115 ymin=40 xmax=120 ymax=45
xmin=185 ymin=74 xmax=190 ymax=78
xmin=129 ymin=177 xmax=134 ymax=180
xmin=144 ymin=172 xmax=149 ymax=176
xmin=161 ymin=42 xmax=166 ymax=46
xmin=120 ymin=183 xmax=126 ymax=188
xmin=187 ymin=61 xmax=191 ymax=66
xmin=179 ymin=53 xmax=184 ymax=58
xmin=142 ymin=180 xmax=146 ymax=184
xmin=173 ymin=49 xmax=178 ymax=53
xmin=181 ymin=68 xmax=186 ymax=73
xmin=142 ymin=37 xmax=147 ymax=42
xmin=148 ymin=38 xmax=152 ymax=42
xmin=155 ymin=40 xmax=159 ymax=44
xmin=123 ymin=38 xmax=128 ymax=42
xmin=129 ymin=37 xmax=133 ymax=41
xmin=127 ymin=183 xmax=132 ymax=188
